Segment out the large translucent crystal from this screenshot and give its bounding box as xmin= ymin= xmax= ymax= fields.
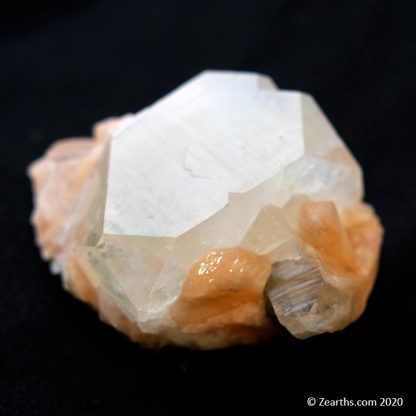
xmin=28 ymin=71 xmax=383 ymax=349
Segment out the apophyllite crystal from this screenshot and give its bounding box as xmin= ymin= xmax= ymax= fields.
xmin=28 ymin=71 xmax=383 ymax=349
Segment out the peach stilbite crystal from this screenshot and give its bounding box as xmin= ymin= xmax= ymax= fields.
xmin=171 ymin=248 xmax=274 ymax=338
xmin=28 ymin=71 xmax=383 ymax=349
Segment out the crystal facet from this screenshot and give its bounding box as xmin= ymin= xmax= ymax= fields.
xmin=28 ymin=71 xmax=383 ymax=349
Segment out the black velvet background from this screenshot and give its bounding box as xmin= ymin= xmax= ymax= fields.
xmin=1 ymin=0 xmax=415 ymax=413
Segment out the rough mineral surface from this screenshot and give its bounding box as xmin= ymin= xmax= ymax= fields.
xmin=28 ymin=71 xmax=383 ymax=349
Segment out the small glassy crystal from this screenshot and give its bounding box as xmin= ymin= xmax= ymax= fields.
xmin=267 ymin=258 xmax=324 ymax=318
xmin=28 ymin=71 xmax=383 ymax=349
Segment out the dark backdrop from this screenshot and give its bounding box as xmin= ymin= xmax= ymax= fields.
xmin=1 ymin=0 xmax=415 ymax=413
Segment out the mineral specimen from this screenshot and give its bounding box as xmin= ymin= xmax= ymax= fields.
xmin=28 ymin=71 xmax=383 ymax=349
